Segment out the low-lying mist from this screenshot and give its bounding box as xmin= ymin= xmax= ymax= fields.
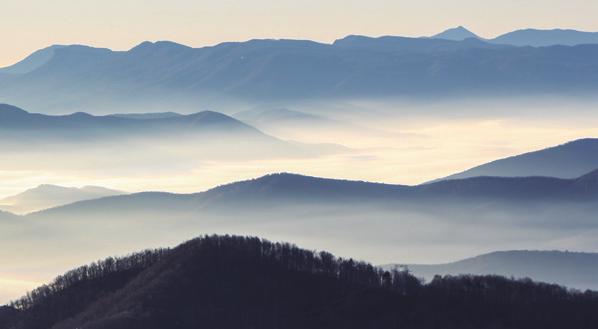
xmin=2 ymin=96 xmax=598 ymax=304
xmin=3 ymin=97 xmax=598 ymax=198
xmin=2 ymin=194 xmax=597 ymax=304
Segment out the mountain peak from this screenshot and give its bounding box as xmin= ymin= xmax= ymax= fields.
xmin=0 ymin=184 xmax=123 ymax=215
xmin=432 ymin=26 xmax=481 ymax=41
xmin=129 ymin=40 xmax=191 ymax=53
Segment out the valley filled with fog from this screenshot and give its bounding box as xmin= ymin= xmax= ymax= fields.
xmin=2 ymin=97 xmax=598 ymax=198
xmin=2 ymin=96 xmax=598 ymax=304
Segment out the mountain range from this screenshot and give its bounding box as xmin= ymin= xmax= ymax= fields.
xmin=34 ymin=168 xmax=598 ymax=215
xmin=3 ymin=235 xmax=598 ymax=329
xmin=11 ymin=169 xmax=598 ymax=264
xmin=2 ymin=32 xmax=598 ymax=112
xmin=0 ymin=104 xmax=259 ymax=139
xmin=438 ymin=138 xmax=598 ymax=181
xmin=386 ymin=250 xmax=598 ymax=291
xmin=432 ymin=26 xmax=598 ymax=47
xmin=0 ymin=104 xmax=345 ymax=160
xmin=0 ymin=185 xmax=123 ymax=215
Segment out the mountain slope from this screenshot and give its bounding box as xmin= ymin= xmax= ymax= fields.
xmin=234 ymin=108 xmax=334 ymax=126
xmin=492 ymin=28 xmax=598 ymax=47
xmin=0 ymin=185 xmax=123 ymax=214
xmin=439 ymin=138 xmax=598 ymax=181
xmin=196 ymin=169 xmax=598 ymax=204
xmin=0 ymin=210 xmax=18 ymax=221
xmin=30 ymin=169 xmax=598 ymax=219
xmin=30 ymin=165 xmax=598 ymax=209
xmin=392 ymin=250 xmax=598 ymax=291
xmin=232 ymin=107 xmax=382 ymax=143
xmin=108 ymin=112 xmax=182 ymax=120
xmin=0 ymin=45 xmax=66 ymax=75
xmin=5 ymin=235 xmax=598 ymax=329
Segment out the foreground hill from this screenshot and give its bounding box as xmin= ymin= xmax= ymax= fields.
xmin=0 ymin=185 xmax=123 ymax=215
xmin=2 ymin=36 xmax=598 ymax=112
xmin=3 ymin=235 xmax=598 ymax=329
xmin=390 ymin=250 xmax=598 ymax=291
xmin=439 ymin=138 xmax=598 ymax=181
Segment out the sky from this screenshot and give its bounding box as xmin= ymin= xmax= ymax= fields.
xmin=2 ymin=0 xmax=598 ymax=67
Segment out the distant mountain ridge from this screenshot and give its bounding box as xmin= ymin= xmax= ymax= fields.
xmin=389 ymin=250 xmax=598 ymax=291
xmin=196 ymin=168 xmax=598 ymax=204
xmin=108 ymin=112 xmax=182 ymax=120
xmin=0 ymin=185 xmax=123 ymax=214
xmin=432 ymin=26 xmax=598 ymax=47
xmin=492 ymin=28 xmax=598 ymax=47
xmin=438 ymin=138 xmax=598 ymax=181
xmin=0 ymin=104 xmax=348 ymax=171
xmin=3 ymin=34 xmax=598 ymax=112
xmin=0 ymin=210 xmax=18 ymax=220
xmin=0 ymin=104 xmax=257 ymax=136
xmin=29 ymin=168 xmax=598 ymax=220
xmin=234 ymin=108 xmax=333 ymax=125
xmin=0 ymin=104 xmax=276 ymax=145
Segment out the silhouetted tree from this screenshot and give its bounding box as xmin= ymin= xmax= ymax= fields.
xmin=5 ymin=235 xmax=598 ymax=329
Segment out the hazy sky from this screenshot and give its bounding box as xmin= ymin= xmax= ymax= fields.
xmin=2 ymin=0 xmax=598 ymax=67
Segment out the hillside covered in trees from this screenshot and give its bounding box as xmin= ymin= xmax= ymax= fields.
xmin=2 ymin=235 xmax=598 ymax=329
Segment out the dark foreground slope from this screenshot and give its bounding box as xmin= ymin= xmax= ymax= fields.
xmin=4 ymin=236 xmax=598 ymax=329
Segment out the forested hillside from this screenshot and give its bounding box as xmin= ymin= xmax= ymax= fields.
xmin=3 ymin=235 xmax=598 ymax=329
